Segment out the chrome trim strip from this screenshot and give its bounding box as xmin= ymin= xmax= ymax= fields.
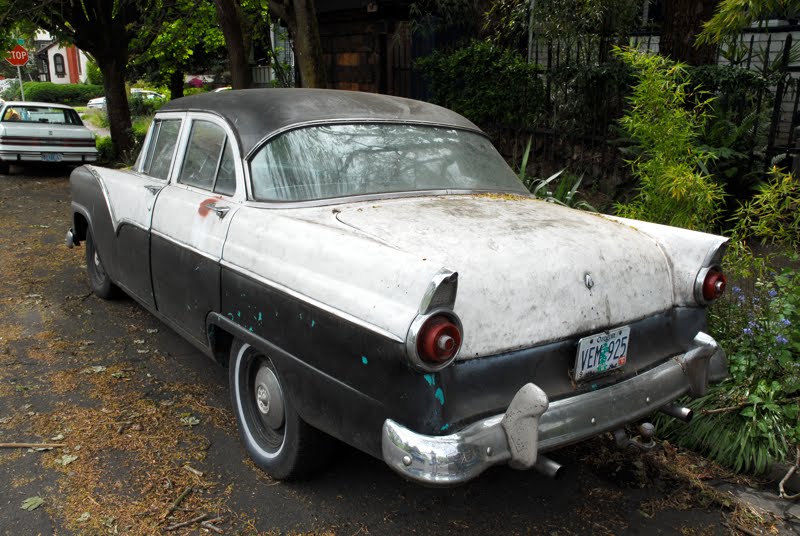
xmin=244 ymin=118 xmax=486 ymax=160
xmin=382 ymin=332 xmax=726 ymax=486
xmin=150 ymin=229 xmax=220 ymax=263
xmin=240 ymin=189 xmax=532 ymax=210
xmin=419 ymin=269 xmax=458 ymax=314
xmin=85 ymin=165 xmax=118 ymax=231
xmin=219 ymin=259 xmax=405 ymax=343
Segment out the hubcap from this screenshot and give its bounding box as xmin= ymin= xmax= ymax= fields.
xmin=253 ymin=365 xmax=285 ymax=430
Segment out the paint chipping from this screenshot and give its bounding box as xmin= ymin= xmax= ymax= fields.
xmin=440 ymin=424 xmax=450 ymax=431
xmin=311 ymin=320 xmax=315 ymax=328
xmin=257 ymin=312 xmax=262 ymax=321
xmin=423 ymin=374 xmax=435 ymax=386
xmin=361 ymin=356 xmax=368 ymax=365
xmin=434 ymin=387 xmax=445 ymax=406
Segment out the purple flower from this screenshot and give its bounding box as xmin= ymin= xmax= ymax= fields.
xmin=737 ymin=295 xmax=746 ymax=304
xmin=775 ymin=335 xmax=788 ymax=345
xmin=768 ymin=289 xmax=778 ymax=298
xmin=743 ymin=327 xmax=753 ymax=336
xmin=732 ymin=286 xmax=742 ymax=295
xmin=781 ymin=318 xmax=791 ymax=327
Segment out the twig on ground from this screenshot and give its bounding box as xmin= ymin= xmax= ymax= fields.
xmin=0 ymin=442 xmax=66 ymax=448
xmin=779 ymin=445 xmax=800 ymax=501
xmin=733 ymin=523 xmax=762 ymax=536
xmin=201 ymin=517 xmax=224 ymax=534
xmin=165 ymin=513 xmax=207 ymax=531
xmin=183 ymin=464 xmax=203 ymax=477
xmin=161 ymin=486 xmax=193 ymax=520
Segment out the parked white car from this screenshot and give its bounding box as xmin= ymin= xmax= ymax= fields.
xmin=0 ymin=101 xmax=97 ymax=174
xmin=87 ymin=89 xmax=166 ymax=110
xmin=66 ymin=89 xmax=729 ymax=485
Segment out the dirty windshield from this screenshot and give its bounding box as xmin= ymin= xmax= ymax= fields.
xmin=249 ymin=124 xmax=527 ymax=202
xmin=1 ymin=105 xmax=83 ymax=125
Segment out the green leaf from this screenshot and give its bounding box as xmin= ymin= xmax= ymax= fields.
xmin=20 ymin=496 xmax=44 ymax=511
xmin=57 ymin=454 xmax=78 ymax=466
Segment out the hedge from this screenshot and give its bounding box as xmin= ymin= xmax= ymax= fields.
xmin=6 ymin=82 xmax=103 ymax=106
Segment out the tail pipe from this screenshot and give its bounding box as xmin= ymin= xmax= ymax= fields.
xmin=660 ymin=404 xmax=694 ymax=423
xmin=533 ymin=455 xmax=565 ymax=479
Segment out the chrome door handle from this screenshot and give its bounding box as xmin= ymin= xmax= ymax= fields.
xmin=203 ymin=203 xmax=230 ymax=218
xmin=144 ymin=185 xmax=161 ymax=194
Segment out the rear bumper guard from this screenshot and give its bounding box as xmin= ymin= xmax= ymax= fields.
xmin=382 ymin=331 xmax=725 ymax=486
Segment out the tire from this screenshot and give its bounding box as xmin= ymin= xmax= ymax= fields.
xmin=0 ymin=161 xmax=9 ymax=175
xmin=229 ymin=339 xmax=330 ymax=480
xmin=85 ymin=228 xmax=121 ymax=299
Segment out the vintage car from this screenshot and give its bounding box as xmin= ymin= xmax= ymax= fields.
xmin=0 ymin=101 xmax=97 ymax=174
xmin=66 ymin=89 xmax=729 ymax=485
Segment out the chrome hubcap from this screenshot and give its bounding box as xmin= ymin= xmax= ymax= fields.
xmin=253 ymin=365 xmax=284 ymax=430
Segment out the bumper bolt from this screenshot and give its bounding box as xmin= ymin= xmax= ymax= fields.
xmin=646 ymin=397 xmax=651 ymax=404
xmin=402 ymin=455 xmax=412 ymax=466
xmin=590 ymin=417 xmax=596 ymax=425
xmin=486 ymin=447 xmax=493 ymax=457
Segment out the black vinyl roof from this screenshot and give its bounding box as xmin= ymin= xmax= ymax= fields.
xmin=159 ymin=88 xmax=481 ymax=157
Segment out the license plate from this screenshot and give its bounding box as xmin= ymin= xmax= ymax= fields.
xmin=574 ymin=326 xmax=630 ymax=381
xmin=41 ymin=153 xmax=63 ymax=162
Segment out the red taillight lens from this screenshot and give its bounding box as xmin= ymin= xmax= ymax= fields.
xmin=417 ymin=315 xmax=462 ymax=364
xmin=702 ymin=268 xmax=727 ymax=301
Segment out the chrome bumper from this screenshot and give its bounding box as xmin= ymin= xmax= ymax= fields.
xmin=382 ymin=332 xmax=726 ymax=486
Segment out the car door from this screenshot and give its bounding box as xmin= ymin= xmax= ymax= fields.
xmin=150 ymin=114 xmax=243 ymax=345
xmin=97 ymin=113 xmax=185 ymax=308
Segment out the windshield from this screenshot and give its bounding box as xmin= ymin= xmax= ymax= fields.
xmin=1 ymin=105 xmax=83 ymax=125
xmin=249 ymin=123 xmax=526 ymax=202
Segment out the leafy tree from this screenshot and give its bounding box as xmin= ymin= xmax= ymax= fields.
xmin=129 ymin=0 xmax=226 ymax=98
xmin=212 ymin=0 xmax=326 ymax=88
xmin=697 ymin=0 xmax=800 ymax=44
xmin=0 ymin=0 xmax=174 ymax=157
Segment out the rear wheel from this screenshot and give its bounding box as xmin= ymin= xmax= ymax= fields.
xmin=229 ymin=339 xmax=330 ymax=480
xmin=85 ymin=228 xmax=120 ymax=299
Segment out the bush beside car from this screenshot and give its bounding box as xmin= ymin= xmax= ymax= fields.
xmin=6 ymin=82 xmax=104 ymax=106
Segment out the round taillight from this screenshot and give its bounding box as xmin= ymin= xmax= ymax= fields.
xmin=702 ymin=268 xmax=727 ymax=301
xmin=417 ymin=315 xmax=462 ymax=364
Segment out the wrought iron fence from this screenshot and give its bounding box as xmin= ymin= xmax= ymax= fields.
xmin=520 ymin=26 xmax=800 ymax=195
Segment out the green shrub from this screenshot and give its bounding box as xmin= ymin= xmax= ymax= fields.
xmin=82 ymin=109 xmax=109 ymax=129
xmin=11 ymin=82 xmax=104 ymax=106
xmin=184 ymin=87 xmax=208 ymax=96
xmin=415 ymin=41 xmax=544 ymax=132
xmin=95 ymin=136 xmax=115 ymax=166
xmin=613 ymin=47 xmax=725 ymax=232
xmin=128 ymin=96 xmax=166 ymax=117
xmin=658 ymin=259 xmax=800 ymax=474
xmin=85 ymin=61 xmax=103 ymax=85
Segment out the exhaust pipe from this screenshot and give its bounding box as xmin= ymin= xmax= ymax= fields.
xmin=660 ymin=404 xmax=693 ymax=423
xmin=534 ymin=455 xmax=565 ymax=479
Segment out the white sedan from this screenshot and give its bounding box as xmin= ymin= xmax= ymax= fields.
xmin=66 ymin=89 xmax=729 ymax=485
xmin=0 ymin=101 xmax=97 ymax=174
xmin=87 ymin=89 xmax=166 ymax=110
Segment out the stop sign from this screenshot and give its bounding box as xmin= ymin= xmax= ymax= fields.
xmin=6 ymin=45 xmax=29 ymax=67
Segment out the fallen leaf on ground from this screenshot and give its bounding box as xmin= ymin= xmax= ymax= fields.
xmin=20 ymin=496 xmax=44 ymax=511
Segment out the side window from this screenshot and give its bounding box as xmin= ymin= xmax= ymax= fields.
xmin=142 ymin=119 xmax=181 ymax=181
xmin=178 ymin=120 xmax=237 ymax=196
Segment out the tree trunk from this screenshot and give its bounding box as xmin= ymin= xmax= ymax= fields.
xmin=170 ymin=69 xmax=184 ymax=99
xmin=661 ymin=0 xmax=719 ymax=65
xmin=290 ymin=0 xmax=327 ymax=88
xmin=213 ymin=0 xmax=253 ymax=89
xmin=95 ymin=52 xmax=133 ymax=158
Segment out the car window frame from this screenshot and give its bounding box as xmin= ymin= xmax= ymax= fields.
xmin=135 ymin=111 xmax=186 ymax=181
xmin=169 ymin=112 xmax=245 ymax=202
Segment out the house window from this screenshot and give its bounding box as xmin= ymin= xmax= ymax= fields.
xmin=53 ymin=53 xmax=65 ymax=77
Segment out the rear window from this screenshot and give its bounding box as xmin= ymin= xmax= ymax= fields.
xmin=1 ymin=105 xmax=83 ymax=125
xmin=249 ymin=123 xmax=526 ymax=202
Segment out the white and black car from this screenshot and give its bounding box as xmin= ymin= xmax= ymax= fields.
xmin=66 ymin=89 xmax=729 ymax=485
xmin=0 ymin=101 xmax=97 ymax=174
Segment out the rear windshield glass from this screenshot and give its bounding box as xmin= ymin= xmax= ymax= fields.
xmin=1 ymin=105 xmax=83 ymax=125
xmin=249 ymin=124 xmax=526 ymax=202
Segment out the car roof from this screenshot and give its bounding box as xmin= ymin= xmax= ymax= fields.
xmin=2 ymin=101 xmax=76 ymax=109
xmin=159 ymin=88 xmax=482 ymax=158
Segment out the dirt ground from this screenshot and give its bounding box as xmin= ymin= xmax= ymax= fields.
xmin=0 ymin=166 xmax=789 ymax=535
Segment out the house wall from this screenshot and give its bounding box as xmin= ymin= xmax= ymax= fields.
xmin=42 ymin=43 xmax=89 ymax=85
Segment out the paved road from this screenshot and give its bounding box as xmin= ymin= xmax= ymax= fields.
xmin=0 ymin=165 xmax=750 ymax=535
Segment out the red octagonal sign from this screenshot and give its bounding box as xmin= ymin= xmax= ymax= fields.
xmin=6 ymin=45 xmax=29 ymax=67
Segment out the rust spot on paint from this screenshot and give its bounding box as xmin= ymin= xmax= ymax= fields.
xmin=198 ymin=197 xmax=222 ymax=217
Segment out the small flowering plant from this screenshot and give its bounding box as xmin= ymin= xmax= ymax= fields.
xmin=659 ymin=258 xmax=800 ymax=474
